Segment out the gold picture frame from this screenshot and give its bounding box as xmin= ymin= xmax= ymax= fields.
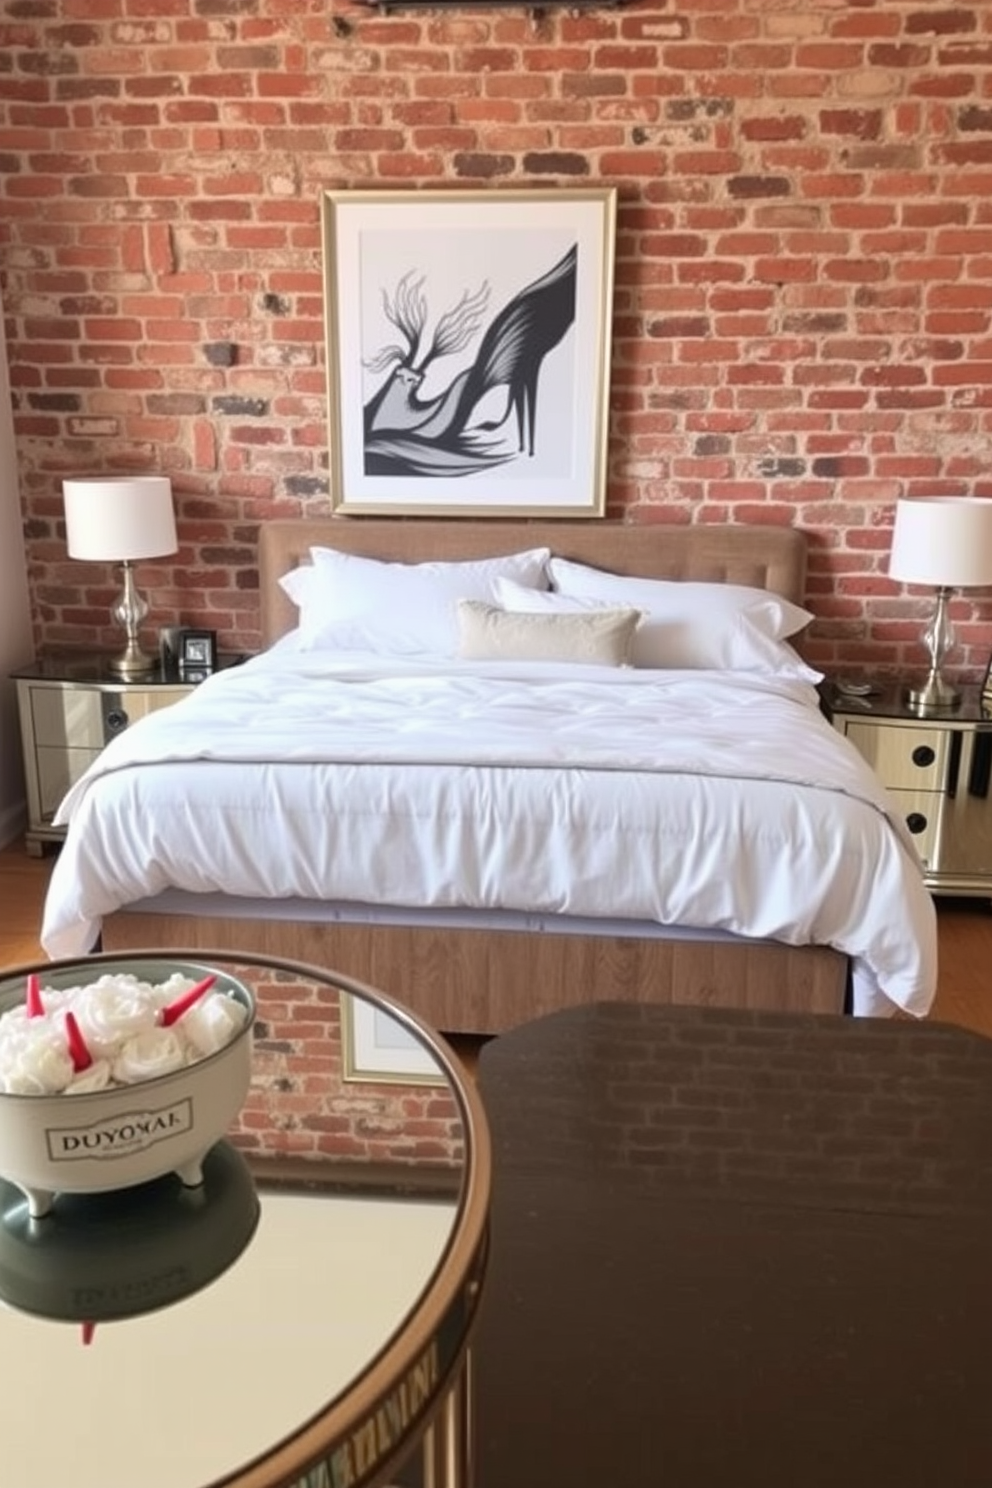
xmin=321 ymin=186 xmax=617 ymax=518
xmin=341 ymin=993 xmax=447 ymax=1087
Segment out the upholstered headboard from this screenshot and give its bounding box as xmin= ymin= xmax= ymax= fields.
xmin=258 ymin=519 xmax=808 ymax=647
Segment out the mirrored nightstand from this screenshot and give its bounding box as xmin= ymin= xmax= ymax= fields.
xmin=826 ymin=678 xmax=992 ymax=896
xmin=12 ymin=651 xmax=245 ymax=856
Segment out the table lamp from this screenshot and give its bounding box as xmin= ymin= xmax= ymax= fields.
xmin=62 ymin=475 xmax=178 ymax=679
xmin=888 ymin=495 xmax=992 ymax=714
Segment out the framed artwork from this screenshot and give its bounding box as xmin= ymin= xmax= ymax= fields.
xmin=321 ymin=187 xmax=617 ymax=517
xmin=177 ymin=628 xmax=217 ymax=681
xmin=341 ymin=993 xmax=447 ymax=1086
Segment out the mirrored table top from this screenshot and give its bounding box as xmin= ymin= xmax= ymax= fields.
xmin=0 ymin=951 xmax=490 ymax=1488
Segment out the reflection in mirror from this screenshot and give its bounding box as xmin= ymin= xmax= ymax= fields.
xmin=0 ymin=1142 xmax=259 ymax=1328
xmin=231 ymin=961 xmax=463 ymax=1193
xmin=0 ymin=953 xmax=474 ymax=1488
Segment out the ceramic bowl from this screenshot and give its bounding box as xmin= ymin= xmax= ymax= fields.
xmin=0 ymin=959 xmax=255 ymax=1219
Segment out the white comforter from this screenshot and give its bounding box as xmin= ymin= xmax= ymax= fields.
xmin=42 ymin=651 xmax=938 ymax=1018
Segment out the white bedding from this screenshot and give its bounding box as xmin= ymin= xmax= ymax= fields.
xmin=42 ymin=650 xmax=938 ymax=1019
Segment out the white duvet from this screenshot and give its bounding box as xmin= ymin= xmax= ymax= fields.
xmin=42 ymin=650 xmax=938 ymax=1018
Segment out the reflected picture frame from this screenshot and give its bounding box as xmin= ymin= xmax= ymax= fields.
xmin=341 ymin=993 xmax=447 ymax=1086
xmin=321 ymin=186 xmax=617 ymax=518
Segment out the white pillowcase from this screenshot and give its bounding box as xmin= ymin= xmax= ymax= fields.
xmin=498 ymin=565 xmax=817 ymax=676
xmin=280 ymin=547 xmax=551 ymax=656
xmin=457 ymin=599 xmax=642 ymax=666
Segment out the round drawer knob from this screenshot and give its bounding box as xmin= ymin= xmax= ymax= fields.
xmin=911 ymin=745 xmax=935 ymax=768
xmin=906 ymin=812 xmax=928 ymax=835
xmin=106 ymin=708 xmax=129 ymax=732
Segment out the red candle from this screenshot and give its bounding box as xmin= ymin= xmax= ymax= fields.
xmin=159 ymin=974 xmax=217 ymax=1028
xmin=25 ymin=973 xmax=44 ymax=1019
xmin=64 ymin=1011 xmax=93 ymax=1073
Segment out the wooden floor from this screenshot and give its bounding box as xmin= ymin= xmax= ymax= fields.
xmin=0 ymin=842 xmax=52 ymax=972
xmin=2 ymin=840 xmax=991 ymax=1037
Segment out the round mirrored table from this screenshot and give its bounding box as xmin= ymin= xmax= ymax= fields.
xmin=0 ymin=951 xmax=490 ymax=1488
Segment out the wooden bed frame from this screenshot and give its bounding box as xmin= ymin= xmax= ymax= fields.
xmin=103 ymin=518 xmax=849 ymax=1031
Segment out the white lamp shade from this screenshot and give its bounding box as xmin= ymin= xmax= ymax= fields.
xmin=888 ymin=497 xmax=992 ymax=588
xmin=62 ymin=476 xmax=178 ymax=562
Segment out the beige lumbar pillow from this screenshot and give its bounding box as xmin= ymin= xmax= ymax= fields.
xmin=456 ymin=599 xmax=641 ymax=666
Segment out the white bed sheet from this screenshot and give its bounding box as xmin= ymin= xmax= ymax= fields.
xmin=42 ymin=651 xmax=938 ymax=1018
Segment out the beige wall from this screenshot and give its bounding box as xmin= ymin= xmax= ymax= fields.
xmin=0 ymin=307 xmax=35 ymax=847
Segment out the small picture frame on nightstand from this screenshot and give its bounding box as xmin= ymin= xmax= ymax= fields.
xmin=178 ymin=628 xmax=218 ymax=679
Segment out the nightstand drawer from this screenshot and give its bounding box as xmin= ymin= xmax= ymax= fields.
xmin=35 ymin=746 xmax=101 ymax=824
xmin=27 ymin=682 xmax=187 ymax=749
xmin=29 ymin=685 xmax=105 ymax=749
xmin=118 ymin=687 xmax=189 ymax=725
xmin=841 ymin=721 xmax=949 ymax=792
xmin=888 ymin=788 xmax=942 ymax=871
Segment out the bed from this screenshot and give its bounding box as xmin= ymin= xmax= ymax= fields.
xmin=40 ymin=518 xmax=938 ymax=1033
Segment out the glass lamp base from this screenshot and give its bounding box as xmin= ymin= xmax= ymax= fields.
xmin=905 ymin=588 xmax=961 ymax=715
xmin=109 ymin=560 xmax=156 ymax=678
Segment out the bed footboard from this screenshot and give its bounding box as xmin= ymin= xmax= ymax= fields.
xmin=102 ymin=911 xmax=848 ymax=1035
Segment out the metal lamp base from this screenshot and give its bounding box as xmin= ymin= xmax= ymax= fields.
xmin=107 ymin=644 xmax=159 ymax=680
xmin=905 ymin=672 xmax=962 ymax=716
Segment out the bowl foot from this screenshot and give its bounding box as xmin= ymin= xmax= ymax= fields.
xmin=3 ymin=1150 xmax=216 ymax=1219
xmin=175 ymin=1155 xmax=206 ymax=1189
xmin=17 ymin=1185 xmax=54 ymax=1221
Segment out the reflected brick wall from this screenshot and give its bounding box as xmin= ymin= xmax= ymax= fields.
xmin=226 ymin=967 xmax=464 ymax=1170
xmin=483 ymin=1003 xmax=992 ymax=1213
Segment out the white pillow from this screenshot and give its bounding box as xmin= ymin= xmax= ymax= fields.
xmin=543 ymin=559 xmax=815 ymax=672
xmin=279 ymin=547 xmax=550 ymax=656
xmin=456 ymin=599 xmax=642 ymax=666
xmin=496 ymin=578 xmax=621 ymax=616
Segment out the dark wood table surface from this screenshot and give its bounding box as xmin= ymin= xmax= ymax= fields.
xmin=471 ymin=1003 xmax=992 ymax=1488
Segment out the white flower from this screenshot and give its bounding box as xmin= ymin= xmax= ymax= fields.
xmin=112 ymin=1028 xmax=188 ymax=1086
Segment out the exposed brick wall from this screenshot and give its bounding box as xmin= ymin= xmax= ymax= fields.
xmin=3 ymin=0 xmax=992 ymax=678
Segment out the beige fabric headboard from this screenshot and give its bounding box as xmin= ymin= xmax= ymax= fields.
xmin=258 ymin=519 xmax=808 ymax=647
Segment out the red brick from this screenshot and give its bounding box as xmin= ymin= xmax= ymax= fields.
xmin=3 ymin=0 xmax=992 ymax=677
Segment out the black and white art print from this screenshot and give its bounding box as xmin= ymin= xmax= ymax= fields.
xmin=321 ymin=188 xmax=617 ymax=516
